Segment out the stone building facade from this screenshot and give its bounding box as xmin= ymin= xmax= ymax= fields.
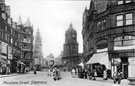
xmin=17 ymin=18 xmax=34 ymax=70
xmin=62 ymin=24 xmax=81 ymax=71
xmin=0 ymin=0 xmax=34 ymax=74
xmin=82 ymin=0 xmax=135 ymax=78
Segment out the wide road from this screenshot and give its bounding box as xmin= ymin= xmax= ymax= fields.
xmin=0 ymin=71 xmax=130 ymax=86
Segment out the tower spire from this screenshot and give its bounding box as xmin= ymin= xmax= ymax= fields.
xmin=70 ymin=23 xmax=73 ymax=28
xmin=17 ymin=16 xmax=22 ymax=25
xmin=25 ymin=17 xmax=31 ymax=27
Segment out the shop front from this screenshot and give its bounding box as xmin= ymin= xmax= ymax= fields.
xmin=111 ymin=51 xmax=135 ymax=79
xmin=86 ymin=52 xmax=111 ymax=77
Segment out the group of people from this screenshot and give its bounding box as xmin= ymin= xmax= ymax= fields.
xmin=71 ymin=67 xmax=123 ymax=84
xmin=0 ymin=65 xmax=10 ymax=74
xmin=113 ymin=70 xmax=123 ymax=84
xmin=47 ymin=67 xmax=62 ymax=81
xmin=73 ymin=67 xmax=98 ymax=80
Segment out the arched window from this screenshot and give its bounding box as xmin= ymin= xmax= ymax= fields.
xmin=114 ymin=35 xmax=135 ymax=46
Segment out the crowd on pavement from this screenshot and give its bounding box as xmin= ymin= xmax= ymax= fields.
xmin=70 ymin=67 xmax=124 ymax=85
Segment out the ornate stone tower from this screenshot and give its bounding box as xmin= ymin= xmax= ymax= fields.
xmin=33 ymin=29 xmax=43 ymax=70
xmin=64 ymin=23 xmax=78 ymax=57
xmin=33 ymin=29 xmax=42 ymax=57
xmin=62 ymin=23 xmax=80 ymax=71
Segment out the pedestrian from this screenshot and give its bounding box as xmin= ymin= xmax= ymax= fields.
xmin=113 ymin=70 xmax=122 ymax=84
xmin=84 ymin=68 xmax=87 ymax=79
xmin=33 ymin=67 xmax=37 ymax=74
xmin=48 ymin=68 xmax=51 ymax=76
xmin=103 ymin=70 xmax=107 ymax=80
xmin=117 ymin=70 xmax=122 ymax=84
xmin=57 ymin=67 xmax=62 ymax=80
xmin=53 ymin=67 xmax=59 ymax=81
xmin=71 ymin=68 xmax=75 ymax=78
xmin=93 ymin=70 xmax=97 ymax=80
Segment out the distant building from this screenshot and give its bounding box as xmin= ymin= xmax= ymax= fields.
xmin=33 ymin=29 xmax=43 ymax=70
xmin=62 ymin=23 xmax=81 ymax=71
xmin=54 ymin=51 xmax=63 ymax=66
xmin=46 ymin=53 xmax=54 ymax=67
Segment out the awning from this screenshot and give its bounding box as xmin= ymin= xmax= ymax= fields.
xmin=86 ymin=52 xmax=110 ymax=69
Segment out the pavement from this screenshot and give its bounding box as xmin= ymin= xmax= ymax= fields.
xmin=68 ymin=72 xmax=130 ymax=85
xmin=0 ymin=71 xmax=33 ymax=78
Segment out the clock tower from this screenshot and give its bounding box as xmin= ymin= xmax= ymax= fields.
xmin=62 ymin=23 xmax=80 ymax=71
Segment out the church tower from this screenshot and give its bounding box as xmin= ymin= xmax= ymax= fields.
xmin=62 ymin=23 xmax=80 ymax=71
xmin=33 ymin=29 xmax=43 ymax=70
xmin=64 ymin=23 xmax=78 ymax=57
xmin=33 ymin=29 xmax=43 ymax=58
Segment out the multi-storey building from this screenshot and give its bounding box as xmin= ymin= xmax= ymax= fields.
xmin=0 ymin=0 xmax=34 ymax=74
xmin=0 ymin=0 xmax=22 ymax=73
xmin=17 ymin=17 xmax=34 ymax=70
xmin=82 ymin=0 xmax=135 ymax=78
xmin=62 ymin=24 xmax=81 ymax=71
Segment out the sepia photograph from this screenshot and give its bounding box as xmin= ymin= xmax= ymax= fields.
xmin=0 ymin=0 xmax=134 ymax=86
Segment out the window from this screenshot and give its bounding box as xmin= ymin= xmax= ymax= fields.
xmin=114 ymin=36 xmax=135 ymax=46
xmin=118 ymin=0 xmax=131 ymax=5
xmin=103 ymin=19 xmax=106 ymax=29
xmin=117 ymin=15 xmax=123 ymax=26
xmin=126 ymin=13 xmax=133 ymax=25
xmin=15 ymin=41 xmax=17 ymax=46
xmin=118 ymin=0 xmax=123 ymax=5
xmin=97 ymin=21 xmax=101 ymax=31
xmin=126 ymin=0 xmax=131 ymax=3
xmin=5 ymin=34 xmax=8 ymax=41
xmin=11 ymin=38 xmax=13 ymax=44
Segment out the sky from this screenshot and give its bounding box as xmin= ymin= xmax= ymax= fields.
xmin=5 ymin=0 xmax=90 ymax=58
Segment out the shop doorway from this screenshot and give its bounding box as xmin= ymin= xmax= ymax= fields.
xmin=121 ymin=57 xmax=128 ymax=79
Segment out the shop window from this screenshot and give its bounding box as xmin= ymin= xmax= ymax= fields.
xmin=117 ymin=15 xmax=123 ymax=26
xmin=114 ymin=36 xmax=135 ymax=46
xmin=126 ymin=13 xmax=133 ymax=25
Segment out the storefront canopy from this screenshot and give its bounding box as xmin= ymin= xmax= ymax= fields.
xmin=86 ymin=52 xmax=110 ymax=69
